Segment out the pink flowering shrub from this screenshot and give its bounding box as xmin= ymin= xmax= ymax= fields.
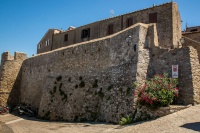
xmin=135 ymin=73 xmax=179 ymax=109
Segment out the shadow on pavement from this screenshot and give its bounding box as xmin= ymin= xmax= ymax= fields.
xmin=11 ymin=112 xmax=115 ymax=126
xmin=180 ymin=122 xmax=200 ymax=132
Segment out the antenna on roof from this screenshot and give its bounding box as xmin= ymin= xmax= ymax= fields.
xmin=186 ymin=22 xmax=188 ymax=28
xmin=185 ymin=22 xmax=188 ymax=31
xmin=110 ymin=10 xmax=114 ymax=18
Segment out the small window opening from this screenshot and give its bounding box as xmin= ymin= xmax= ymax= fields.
xmin=81 ymin=28 xmax=90 ymax=39
xmin=134 ymin=44 xmax=137 ymax=52
xmin=149 ymin=12 xmax=157 ymax=23
xmin=107 ymin=24 xmax=114 ymax=35
xmin=45 ymin=39 xmax=50 ymax=46
xmin=64 ymin=34 xmax=68 ymax=42
xmin=45 ymin=41 xmax=48 ymax=46
xmin=126 ymin=18 xmax=133 ymax=28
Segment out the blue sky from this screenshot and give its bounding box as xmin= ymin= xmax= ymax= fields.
xmin=0 ymin=0 xmax=200 ymax=57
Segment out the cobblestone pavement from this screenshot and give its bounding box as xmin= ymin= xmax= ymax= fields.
xmin=0 ymin=105 xmax=200 ymax=133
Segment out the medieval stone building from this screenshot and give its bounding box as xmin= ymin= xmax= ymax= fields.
xmin=0 ymin=2 xmax=199 ymax=123
xmin=37 ymin=2 xmax=181 ymax=54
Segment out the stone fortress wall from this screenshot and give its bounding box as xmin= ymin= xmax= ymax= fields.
xmin=17 ymin=23 xmax=200 ymax=122
xmin=37 ymin=2 xmax=181 ymax=54
xmin=0 ymin=2 xmax=199 ymax=123
xmin=181 ymin=28 xmax=200 ymax=104
xmin=22 ymin=24 xmax=151 ymax=122
xmin=0 ymin=52 xmax=27 ymax=106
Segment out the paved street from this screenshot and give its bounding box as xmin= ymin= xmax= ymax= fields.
xmin=0 ymin=104 xmax=200 ymax=133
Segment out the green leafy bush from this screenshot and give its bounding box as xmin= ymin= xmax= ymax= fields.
xmin=135 ymin=73 xmax=179 ymax=109
xmin=119 ymin=115 xmax=133 ymax=125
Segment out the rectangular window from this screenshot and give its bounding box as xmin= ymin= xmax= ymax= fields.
xmin=46 ymin=39 xmax=50 ymax=46
xmin=45 ymin=39 xmax=50 ymax=46
xmin=81 ymin=28 xmax=90 ymax=39
xmin=149 ymin=12 xmax=157 ymax=23
xmin=38 ymin=44 xmax=41 ymax=49
xmin=64 ymin=34 xmax=68 ymax=41
xmin=45 ymin=40 xmax=48 ymax=46
xmin=126 ymin=18 xmax=133 ymax=28
xmin=107 ymin=24 xmax=114 ymax=35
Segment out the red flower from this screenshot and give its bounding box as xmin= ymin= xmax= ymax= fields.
xmin=168 ymin=84 xmax=170 ymax=89
xmin=174 ymin=87 xmax=179 ymax=91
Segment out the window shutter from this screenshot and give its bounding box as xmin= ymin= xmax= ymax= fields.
xmin=64 ymin=34 xmax=68 ymax=41
xmin=149 ymin=12 xmax=157 ymax=23
xmin=126 ymin=19 xmax=129 ymax=28
xmin=81 ymin=28 xmax=90 ymax=39
xmin=126 ymin=18 xmax=133 ymax=28
xmin=129 ymin=18 xmax=133 ymax=26
xmin=88 ymin=28 xmax=90 ymax=37
xmin=108 ymin=24 xmax=114 ymax=35
xmin=81 ymin=30 xmax=84 ymax=39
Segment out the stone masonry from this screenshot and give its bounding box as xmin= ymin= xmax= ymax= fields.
xmin=147 ymin=46 xmax=200 ymax=105
xmin=0 ymin=2 xmax=199 ymax=123
xmin=21 ymin=24 xmax=151 ymax=122
xmin=17 ymin=23 xmax=200 ymax=123
xmin=183 ymin=31 xmax=200 ymax=62
xmin=0 ymin=52 xmax=27 ymax=106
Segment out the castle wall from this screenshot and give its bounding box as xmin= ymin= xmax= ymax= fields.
xmin=0 ymin=52 xmax=27 ymax=106
xmin=147 ymin=46 xmax=200 ymax=105
xmin=1 ymin=21 xmax=198 ymax=123
xmin=172 ymin=3 xmax=182 ymax=48
xmin=180 ymin=35 xmax=200 ymax=104
xmin=37 ymin=2 xmax=181 ymax=54
xmin=20 ymin=24 xmax=150 ymax=122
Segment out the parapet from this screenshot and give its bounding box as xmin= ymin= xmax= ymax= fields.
xmin=1 ymin=52 xmax=14 ymax=65
xmin=1 ymin=52 xmax=14 ymax=60
xmin=1 ymin=52 xmax=27 ymax=65
xmin=14 ymin=52 xmax=27 ymax=60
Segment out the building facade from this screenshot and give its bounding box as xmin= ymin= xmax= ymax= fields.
xmin=37 ymin=29 xmax=61 ymax=54
xmin=37 ymin=2 xmax=182 ymax=54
